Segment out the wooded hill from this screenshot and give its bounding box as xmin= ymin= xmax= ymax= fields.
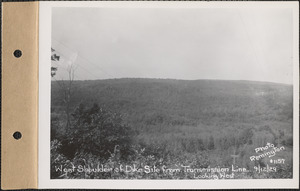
xmin=51 ymin=78 xmax=293 ymax=179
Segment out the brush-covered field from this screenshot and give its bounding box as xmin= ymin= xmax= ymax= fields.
xmin=51 ymin=79 xmax=293 ymax=179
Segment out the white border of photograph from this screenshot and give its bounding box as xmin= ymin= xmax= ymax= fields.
xmin=39 ymin=1 xmax=299 ymax=189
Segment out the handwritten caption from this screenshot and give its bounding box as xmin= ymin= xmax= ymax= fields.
xmin=55 ymin=142 xmax=287 ymax=179
xmin=55 ymin=164 xmax=250 ymax=179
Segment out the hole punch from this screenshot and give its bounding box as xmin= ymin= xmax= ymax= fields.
xmin=13 ymin=131 xmax=22 ymax=140
xmin=13 ymin=49 xmax=22 ymax=58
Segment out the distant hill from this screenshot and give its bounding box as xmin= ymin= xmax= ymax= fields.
xmin=51 ymin=78 xmax=293 ymax=174
xmin=51 ymin=78 xmax=292 ymax=130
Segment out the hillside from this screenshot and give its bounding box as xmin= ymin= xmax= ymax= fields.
xmin=52 ymin=78 xmax=292 ymax=127
xmin=51 ymin=78 xmax=293 ymax=179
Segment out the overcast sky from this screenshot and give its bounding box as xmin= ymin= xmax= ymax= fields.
xmin=52 ymin=7 xmax=293 ymax=84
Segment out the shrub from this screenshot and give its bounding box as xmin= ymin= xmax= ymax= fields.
xmin=51 ymin=139 xmax=68 ymax=179
xmin=63 ymin=103 xmax=134 ymax=160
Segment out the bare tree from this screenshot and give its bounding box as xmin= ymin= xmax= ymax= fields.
xmin=51 ymin=48 xmax=77 ymax=128
xmin=63 ymin=63 xmax=76 ymax=128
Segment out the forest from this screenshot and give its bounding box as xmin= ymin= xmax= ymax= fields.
xmin=51 ymin=78 xmax=293 ymax=179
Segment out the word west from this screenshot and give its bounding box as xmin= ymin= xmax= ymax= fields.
xmin=55 ymin=164 xmax=114 ymax=174
xmin=250 ymin=143 xmax=285 ymax=161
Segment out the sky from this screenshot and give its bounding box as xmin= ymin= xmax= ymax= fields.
xmin=52 ymin=7 xmax=294 ymax=84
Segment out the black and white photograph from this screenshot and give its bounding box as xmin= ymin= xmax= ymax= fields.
xmin=47 ymin=3 xmax=297 ymax=182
